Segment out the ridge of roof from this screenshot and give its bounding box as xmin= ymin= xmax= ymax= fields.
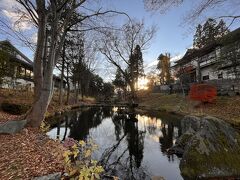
xmin=0 ymin=40 xmax=33 ymax=65
xmin=174 ymin=27 xmax=240 ymax=66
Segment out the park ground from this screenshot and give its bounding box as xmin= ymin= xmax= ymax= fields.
xmin=138 ymin=92 xmax=240 ymax=127
xmin=0 ymin=89 xmax=240 ymax=178
xmin=0 ymin=89 xmax=95 ymax=179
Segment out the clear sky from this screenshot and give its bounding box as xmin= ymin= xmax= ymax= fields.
xmin=1 ymin=0 xmax=240 ymax=80
xmin=106 ymin=0 xmax=240 ymax=66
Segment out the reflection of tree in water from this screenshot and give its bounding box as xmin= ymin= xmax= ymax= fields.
xmin=62 ymin=115 xmax=69 ymax=141
xmin=158 ymin=119 xmax=182 ymax=161
xmin=52 ymin=108 xmax=182 ymax=179
xmin=147 ymin=123 xmax=157 ymax=135
xmin=112 ymin=113 xmax=125 ymax=141
xmin=55 ymin=108 xmax=113 ymax=141
xmin=159 ymin=122 xmax=174 ymax=153
xmin=124 ymin=120 xmax=145 ymax=169
xmin=55 ymin=115 xmax=68 ymax=141
xmin=68 ymin=108 xmax=104 ymax=140
xmin=101 ymin=112 xmax=148 ymax=180
xmin=101 ymin=107 xmax=113 ymax=118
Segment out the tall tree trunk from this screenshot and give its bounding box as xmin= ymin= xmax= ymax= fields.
xmin=59 ymin=42 xmax=65 ymax=106
xmin=33 ymin=1 xmax=45 ymax=100
xmin=27 ymin=2 xmax=58 ymax=127
xmin=66 ymin=81 xmax=70 ymax=105
xmin=74 ymin=82 xmax=78 ymax=104
xmin=26 ymin=1 xmax=46 ymax=127
xmin=27 ymin=55 xmax=54 ymax=127
xmin=66 ymin=64 xmax=70 ymax=105
xmin=129 ymin=80 xmax=135 ymax=103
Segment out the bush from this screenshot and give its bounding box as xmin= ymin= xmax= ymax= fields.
xmin=189 ymin=84 xmax=217 ymax=103
xmin=1 ymin=101 xmax=30 ymax=115
xmin=63 ymin=138 xmax=104 ymax=179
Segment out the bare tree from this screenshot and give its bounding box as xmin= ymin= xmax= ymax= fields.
xmin=99 ymin=19 xmax=155 ymax=101
xmin=14 ymin=0 xmax=128 ymax=127
xmin=144 ymin=0 xmax=240 ymax=26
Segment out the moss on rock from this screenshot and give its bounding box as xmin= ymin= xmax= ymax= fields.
xmin=175 ymin=116 xmax=240 ymax=179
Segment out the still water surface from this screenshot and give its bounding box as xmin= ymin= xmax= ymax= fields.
xmin=47 ymin=107 xmax=183 ymax=180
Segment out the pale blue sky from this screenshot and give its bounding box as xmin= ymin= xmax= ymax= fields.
xmin=1 ymin=0 xmax=240 ymax=79
xmin=107 ymin=0 xmax=240 ymax=65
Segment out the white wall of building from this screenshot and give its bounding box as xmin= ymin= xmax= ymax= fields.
xmin=0 ymin=76 xmax=33 ymax=89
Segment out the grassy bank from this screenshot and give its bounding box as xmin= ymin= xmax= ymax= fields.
xmin=138 ymin=92 xmax=240 ymax=127
xmin=0 ymin=88 xmax=95 ymax=122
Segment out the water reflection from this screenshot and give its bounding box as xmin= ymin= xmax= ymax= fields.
xmin=47 ymin=107 xmax=183 ymax=179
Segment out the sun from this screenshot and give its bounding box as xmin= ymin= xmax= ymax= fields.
xmin=137 ymin=77 xmax=149 ymax=90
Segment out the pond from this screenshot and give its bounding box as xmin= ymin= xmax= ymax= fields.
xmin=47 ymin=107 xmax=183 ymax=180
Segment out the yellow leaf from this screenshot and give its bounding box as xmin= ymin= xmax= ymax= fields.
xmin=73 ymin=150 xmax=79 ymax=158
xmin=79 ymin=140 xmax=86 ymax=146
xmin=95 ymin=173 xmax=100 ymax=179
xmin=84 ymin=150 xmax=91 ymax=158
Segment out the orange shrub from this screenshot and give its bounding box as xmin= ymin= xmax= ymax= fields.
xmin=189 ymin=84 xmax=217 ymax=103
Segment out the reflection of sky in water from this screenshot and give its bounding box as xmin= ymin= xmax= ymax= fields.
xmin=47 ymin=108 xmax=183 ymax=180
xmin=47 ymin=127 xmax=70 ymax=140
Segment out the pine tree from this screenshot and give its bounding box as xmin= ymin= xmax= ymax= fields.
xmin=202 ymin=18 xmax=218 ymax=45
xmin=128 ymin=45 xmax=144 ymax=89
xmin=216 ymin=19 xmax=229 ymax=37
xmin=113 ymin=68 xmax=126 ymax=89
xmin=193 ymin=24 xmax=203 ymax=49
xmin=157 ymin=53 xmax=171 ymax=84
xmin=193 ymin=18 xmax=229 ymax=48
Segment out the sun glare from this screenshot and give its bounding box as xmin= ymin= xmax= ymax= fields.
xmin=137 ymin=77 xmax=149 ymax=90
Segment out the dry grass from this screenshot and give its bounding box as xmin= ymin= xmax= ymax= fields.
xmin=138 ymin=92 xmax=240 ymax=125
xmin=0 ymin=88 xmax=96 ymax=122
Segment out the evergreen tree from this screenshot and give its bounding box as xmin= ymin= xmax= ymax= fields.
xmin=202 ymin=18 xmax=218 ymax=45
xmin=113 ymin=69 xmax=126 ymax=89
xmin=217 ymin=19 xmax=229 ymax=37
xmin=157 ymin=53 xmax=171 ymax=84
xmin=128 ymin=45 xmax=144 ymax=89
xmin=193 ymin=18 xmax=229 ymax=48
xmin=193 ymin=24 xmax=203 ymax=49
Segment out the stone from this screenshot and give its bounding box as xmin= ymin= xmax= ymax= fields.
xmin=32 ymin=172 xmax=62 ymax=180
xmin=0 ymin=120 xmax=27 ymax=134
xmin=170 ymin=115 xmax=240 ymax=179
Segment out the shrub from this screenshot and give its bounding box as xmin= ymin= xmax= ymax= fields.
xmin=63 ymin=138 xmax=104 ymax=179
xmin=189 ymin=84 xmax=217 ymax=103
xmin=1 ymin=101 xmax=30 ymax=115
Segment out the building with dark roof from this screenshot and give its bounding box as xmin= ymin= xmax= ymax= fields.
xmin=0 ymin=40 xmax=64 ymax=89
xmin=173 ymin=27 xmax=240 ymax=83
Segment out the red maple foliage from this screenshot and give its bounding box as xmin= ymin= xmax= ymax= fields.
xmin=189 ymin=84 xmax=217 ymax=103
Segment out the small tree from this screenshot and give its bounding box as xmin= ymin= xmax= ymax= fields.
xmin=157 ymin=53 xmax=171 ymax=84
xmin=113 ymin=69 xmax=127 ymax=100
xmin=102 ymin=82 xmax=114 ymax=101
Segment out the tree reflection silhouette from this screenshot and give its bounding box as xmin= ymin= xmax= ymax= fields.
xmin=112 ymin=113 xmax=124 ymax=141
xmin=68 ymin=108 xmax=103 ymax=140
xmin=51 ymin=108 xmax=182 ymax=179
xmin=159 ymin=122 xmax=174 ymax=153
xmin=124 ymin=119 xmax=145 ymax=168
